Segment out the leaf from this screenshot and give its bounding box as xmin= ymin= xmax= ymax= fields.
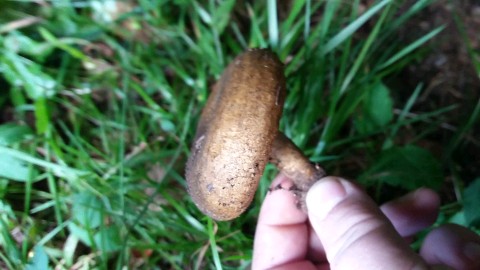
xmin=68 ymin=222 xmax=122 ymax=252
xmin=360 ymin=145 xmax=443 ymax=190
xmin=0 ymin=146 xmax=88 ymax=181
xmin=464 ymin=178 xmax=480 ymax=227
xmin=67 ymin=222 xmax=94 ymax=247
xmin=0 ymin=153 xmax=34 ymax=182
xmin=94 ymin=226 xmax=122 ymax=252
xmin=2 ymin=51 xmax=56 ymax=100
xmin=35 ymin=97 xmax=50 ymax=134
xmin=3 ymin=31 xmax=55 ymax=61
xmin=0 ymin=123 xmax=33 ymax=146
xmin=38 ymin=27 xmax=87 ymax=60
xmin=355 ymin=82 xmax=394 ymax=134
xmin=72 ymin=193 xmax=103 ymax=229
xmin=0 ymin=200 xmax=15 ymax=221
xmin=160 ymin=119 xmax=175 ymax=132
xmin=448 ymin=211 xmax=468 ymax=227
xmin=63 ymin=234 xmax=79 ymax=265
xmin=212 ymin=0 xmax=236 ymax=33
xmin=26 ymin=246 xmax=49 ymax=270
xmin=0 ymin=179 xmax=9 ymax=198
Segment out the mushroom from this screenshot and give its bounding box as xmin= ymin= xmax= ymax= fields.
xmin=186 ymin=48 xmax=326 ymax=221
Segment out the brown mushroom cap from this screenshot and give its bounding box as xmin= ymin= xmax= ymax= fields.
xmin=186 ymin=49 xmax=286 ymax=220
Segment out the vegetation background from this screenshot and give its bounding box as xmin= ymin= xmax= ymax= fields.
xmin=0 ymin=0 xmax=479 ymax=269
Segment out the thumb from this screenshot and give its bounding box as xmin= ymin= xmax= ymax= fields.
xmin=306 ymin=176 xmax=428 ymax=270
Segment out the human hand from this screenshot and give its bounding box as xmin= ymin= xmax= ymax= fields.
xmin=252 ymin=174 xmax=480 ymax=270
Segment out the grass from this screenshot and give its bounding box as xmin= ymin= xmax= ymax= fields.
xmin=0 ymin=0 xmax=479 ymax=269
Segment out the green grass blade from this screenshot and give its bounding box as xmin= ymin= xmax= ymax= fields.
xmin=447 ymin=97 xmax=480 ymax=156
xmin=322 ymin=0 xmax=391 ymax=55
xmin=208 ymin=218 xmax=223 ymax=270
xmin=378 ymin=26 xmax=445 ymax=69
xmin=339 ymin=1 xmax=392 ymax=94
xmin=267 ymin=0 xmax=279 ymax=49
xmin=319 ymin=0 xmax=341 ymax=41
xmin=0 ymin=146 xmax=90 ymax=180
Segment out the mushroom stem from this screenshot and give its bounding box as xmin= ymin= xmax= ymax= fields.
xmin=270 ymin=132 xmax=326 ymax=208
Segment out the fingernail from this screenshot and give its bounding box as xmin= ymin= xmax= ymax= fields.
xmin=464 ymin=242 xmax=480 ymax=262
xmin=306 ymin=177 xmax=347 ymax=220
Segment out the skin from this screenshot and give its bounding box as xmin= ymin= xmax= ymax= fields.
xmin=186 ymin=49 xmax=324 ymax=221
xmin=253 ymin=175 xmax=480 ymax=270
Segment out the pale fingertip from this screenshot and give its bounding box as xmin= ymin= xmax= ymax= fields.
xmin=259 ymin=174 xmax=306 ymax=225
xmin=421 ymin=224 xmax=480 ymax=270
xmin=306 ymin=176 xmax=348 ymax=221
xmin=380 ymin=188 xmax=440 ymax=237
xmin=413 ymin=188 xmax=440 ymax=204
xmin=253 ymin=174 xmax=310 ymax=269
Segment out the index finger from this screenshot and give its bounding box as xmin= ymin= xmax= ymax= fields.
xmin=252 ymin=174 xmax=315 ymax=269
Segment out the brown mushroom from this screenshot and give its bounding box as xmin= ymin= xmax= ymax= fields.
xmin=185 ymin=48 xmax=326 ymax=221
